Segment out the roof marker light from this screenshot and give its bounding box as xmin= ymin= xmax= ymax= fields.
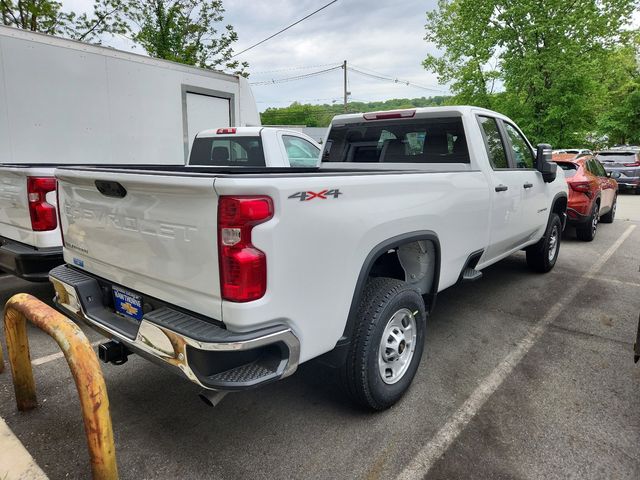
xmin=216 ymin=128 xmax=237 ymax=134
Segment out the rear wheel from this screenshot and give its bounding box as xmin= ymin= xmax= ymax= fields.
xmin=601 ymin=196 xmax=616 ymax=224
xmin=526 ymin=213 xmax=562 ymax=273
xmin=576 ymin=203 xmax=599 ymax=241
xmin=341 ymin=277 xmax=426 ymax=411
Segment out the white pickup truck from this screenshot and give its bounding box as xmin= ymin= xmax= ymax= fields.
xmin=50 ymin=107 xmax=567 ymax=410
xmin=0 ymin=128 xmax=319 ymax=281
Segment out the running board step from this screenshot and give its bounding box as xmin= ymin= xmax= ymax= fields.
xmin=462 ymin=268 xmax=483 ymax=282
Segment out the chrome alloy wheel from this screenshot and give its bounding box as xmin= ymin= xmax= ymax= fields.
xmin=591 ymin=211 xmax=598 ymax=235
xmin=378 ymin=308 xmax=417 ymax=384
xmin=548 ymin=224 xmax=559 ymax=262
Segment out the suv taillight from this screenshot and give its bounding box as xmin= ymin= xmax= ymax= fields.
xmin=27 ymin=177 xmax=57 ymax=231
xmin=218 ymin=196 xmax=273 ymax=302
xmin=569 ymin=181 xmax=591 ymax=194
xmin=623 ymin=161 xmax=640 ymax=167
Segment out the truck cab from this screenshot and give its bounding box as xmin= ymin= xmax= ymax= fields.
xmin=188 ymin=127 xmax=321 ymax=168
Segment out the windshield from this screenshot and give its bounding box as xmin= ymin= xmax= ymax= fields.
xmin=324 ymin=117 xmax=470 ymax=164
xmin=189 ymin=136 xmax=265 ymax=166
xmin=556 ymin=162 xmax=578 ymax=178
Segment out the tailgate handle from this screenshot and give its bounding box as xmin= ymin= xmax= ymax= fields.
xmin=95 ymin=180 xmax=127 ymax=198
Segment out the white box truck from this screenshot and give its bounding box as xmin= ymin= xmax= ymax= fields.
xmin=0 ymin=25 xmax=260 ymax=280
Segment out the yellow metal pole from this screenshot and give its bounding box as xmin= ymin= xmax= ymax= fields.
xmin=3 ymin=293 xmax=118 ymax=480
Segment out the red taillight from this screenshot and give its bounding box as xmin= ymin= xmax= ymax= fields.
xmin=569 ymin=181 xmax=591 ymax=194
xmin=218 ymin=196 xmax=273 ymax=302
xmin=623 ymin=161 xmax=640 ymax=167
xmin=216 ymin=128 xmax=237 ymax=134
xmin=363 ymin=109 xmax=416 ymax=120
xmin=27 ymin=177 xmax=57 ymax=231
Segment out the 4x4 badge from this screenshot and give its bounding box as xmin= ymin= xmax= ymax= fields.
xmin=288 ymin=189 xmax=342 ymax=201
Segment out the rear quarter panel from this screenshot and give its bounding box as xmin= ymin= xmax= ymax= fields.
xmin=215 ymin=171 xmax=490 ymax=362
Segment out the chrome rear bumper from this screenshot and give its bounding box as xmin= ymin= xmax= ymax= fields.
xmin=49 ymin=265 xmax=300 ymax=391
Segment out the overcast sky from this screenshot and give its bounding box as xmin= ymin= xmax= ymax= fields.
xmin=63 ymin=0 xmax=445 ymax=111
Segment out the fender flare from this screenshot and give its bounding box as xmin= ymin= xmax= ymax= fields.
xmin=550 ymin=191 xmax=568 ymax=229
xmin=338 ymin=230 xmax=441 ymax=346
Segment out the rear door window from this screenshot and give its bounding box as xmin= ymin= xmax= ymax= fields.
xmin=282 ymin=135 xmax=320 ymax=167
xmin=189 ymin=136 xmax=265 ymax=166
xmin=477 ymin=116 xmax=509 ymax=169
xmin=324 ymin=117 xmax=470 ymax=164
xmin=591 ymin=159 xmax=608 ymax=177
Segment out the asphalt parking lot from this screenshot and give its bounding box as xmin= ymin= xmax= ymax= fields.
xmin=1 ymin=194 xmax=639 ymax=480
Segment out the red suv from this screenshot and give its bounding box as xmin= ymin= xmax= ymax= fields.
xmin=553 ymin=154 xmax=618 ymax=241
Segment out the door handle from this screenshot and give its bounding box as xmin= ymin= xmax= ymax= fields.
xmin=523 ymin=182 xmax=533 ymax=189
xmin=495 ymin=184 xmax=508 ymax=192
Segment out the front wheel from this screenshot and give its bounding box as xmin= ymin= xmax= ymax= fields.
xmin=341 ymin=277 xmax=426 ymax=411
xmin=526 ymin=213 xmax=562 ymax=273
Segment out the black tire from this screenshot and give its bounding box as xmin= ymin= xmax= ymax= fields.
xmin=600 ymin=196 xmax=616 ymax=224
xmin=341 ymin=277 xmax=426 ymax=411
xmin=576 ymin=202 xmax=599 ymax=241
xmin=526 ymin=213 xmax=562 ymax=273
xmin=635 ymin=187 xmax=640 ymax=196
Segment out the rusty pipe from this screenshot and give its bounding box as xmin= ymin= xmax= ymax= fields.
xmin=3 ymin=293 xmax=118 ymax=480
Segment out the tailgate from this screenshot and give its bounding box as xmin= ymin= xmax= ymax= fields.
xmin=0 ymin=166 xmax=58 ymax=247
xmin=56 ymin=169 xmax=223 ymax=320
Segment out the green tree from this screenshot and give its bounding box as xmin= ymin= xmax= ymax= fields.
xmin=259 ymin=97 xmax=451 ymax=126
xmin=2 ymin=1 xmax=246 ymax=75
xmin=104 ymin=0 xmax=248 ymax=75
xmin=424 ymin=0 xmax=638 ymax=146
xmin=596 ymin=32 xmax=640 ymax=144
xmin=0 ymin=0 xmax=124 ymax=40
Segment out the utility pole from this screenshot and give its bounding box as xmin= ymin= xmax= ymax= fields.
xmin=343 ymin=60 xmax=348 ymax=112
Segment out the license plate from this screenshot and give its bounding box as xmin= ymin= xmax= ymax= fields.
xmin=112 ymin=286 xmax=144 ymax=321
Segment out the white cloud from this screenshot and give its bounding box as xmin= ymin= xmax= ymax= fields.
xmin=62 ymin=0 xmax=446 ymax=111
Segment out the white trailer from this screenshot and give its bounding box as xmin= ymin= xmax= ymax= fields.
xmin=0 ymin=24 xmax=260 ymax=280
xmin=0 ymin=25 xmax=260 ymax=166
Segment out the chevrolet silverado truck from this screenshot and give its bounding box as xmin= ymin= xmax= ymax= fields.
xmin=0 ymin=128 xmax=319 ymax=281
xmin=50 ymin=107 xmax=567 ymax=410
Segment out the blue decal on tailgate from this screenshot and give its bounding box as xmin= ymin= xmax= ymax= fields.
xmin=113 ymin=286 xmax=143 ymax=321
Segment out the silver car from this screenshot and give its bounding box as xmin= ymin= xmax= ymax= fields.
xmin=597 ymin=148 xmax=640 ymax=194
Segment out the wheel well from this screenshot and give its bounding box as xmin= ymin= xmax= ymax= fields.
xmin=369 ymin=239 xmax=437 ymax=297
xmin=340 ymin=232 xmax=440 ymax=344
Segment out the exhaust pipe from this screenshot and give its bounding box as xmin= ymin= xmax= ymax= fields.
xmin=198 ymin=390 xmax=228 ymax=408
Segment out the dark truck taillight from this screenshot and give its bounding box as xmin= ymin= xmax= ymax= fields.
xmin=218 ymin=196 xmax=273 ymax=302
xmin=27 ymin=177 xmax=57 ymax=231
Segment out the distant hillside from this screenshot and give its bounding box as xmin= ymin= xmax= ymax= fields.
xmin=260 ymin=96 xmax=451 ymax=127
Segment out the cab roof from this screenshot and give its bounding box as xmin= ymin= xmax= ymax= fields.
xmin=330 ymin=106 xmax=512 ymax=126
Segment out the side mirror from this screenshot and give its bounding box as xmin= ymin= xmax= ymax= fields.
xmin=536 ymin=143 xmax=557 ymax=183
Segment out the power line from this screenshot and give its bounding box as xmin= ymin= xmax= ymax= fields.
xmin=231 ymin=0 xmax=339 ymax=58
xmin=250 ymin=63 xmax=341 ymax=75
xmin=349 ymin=65 xmax=448 ymax=93
xmin=249 ymin=65 xmax=342 ymax=85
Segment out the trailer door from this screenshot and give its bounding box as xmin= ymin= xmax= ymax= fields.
xmin=185 ymin=92 xmax=231 ymax=159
